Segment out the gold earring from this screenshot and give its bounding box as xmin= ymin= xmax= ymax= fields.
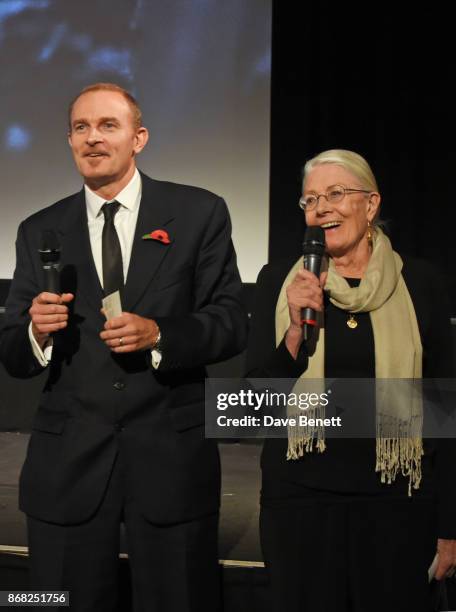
xmin=367 ymin=221 xmax=373 ymax=246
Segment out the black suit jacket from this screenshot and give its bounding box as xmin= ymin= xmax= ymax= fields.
xmin=0 ymin=172 xmax=248 ymax=526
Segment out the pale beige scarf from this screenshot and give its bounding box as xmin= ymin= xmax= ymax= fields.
xmin=275 ymin=228 xmax=423 ymax=494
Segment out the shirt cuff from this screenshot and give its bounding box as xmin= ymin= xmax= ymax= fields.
xmin=28 ymin=321 xmax=53 ymax=366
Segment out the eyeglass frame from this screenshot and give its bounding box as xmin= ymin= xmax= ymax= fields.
xmin=299 ymin=184 xmax=372 ymax=212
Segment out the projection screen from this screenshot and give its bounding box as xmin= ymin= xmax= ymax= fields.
xmin=0 ymin=0 xmax=271 ymax=282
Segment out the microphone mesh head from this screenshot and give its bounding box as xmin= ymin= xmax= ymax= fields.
xmin=39 ymin=230 xmax=60 ymax=264
xmin=302 ymin=226 xmax=325 ymax=256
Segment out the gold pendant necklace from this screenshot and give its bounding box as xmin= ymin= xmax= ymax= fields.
xmin=347 ymin=314 xmax=358 ymax=329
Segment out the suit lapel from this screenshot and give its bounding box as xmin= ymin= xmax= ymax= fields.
xmin=58 ymin=190 xmax=104 ymax=314
xmin=122 ymin=174 xmax=175 ymax=312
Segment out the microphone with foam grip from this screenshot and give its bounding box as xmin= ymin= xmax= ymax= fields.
xmin=301 ymin=226 xmax=325 ymax=341
xmin=39 ymin=230 xmax=61 ymax=294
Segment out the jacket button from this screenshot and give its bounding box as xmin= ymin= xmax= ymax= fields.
xmin=113 ymin=381 xmax=125 ymax=390
xmin=114 ymin=422 xmax=124 ymax=432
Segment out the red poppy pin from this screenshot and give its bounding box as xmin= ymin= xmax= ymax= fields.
xmin=142 ymin=229 xmax=171 ymax=244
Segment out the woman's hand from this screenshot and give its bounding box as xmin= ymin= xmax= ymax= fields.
xmin=285 ymin=269 xmax=327 ymax=359
xmin=435 ymin=538 xmax=456 ymax=580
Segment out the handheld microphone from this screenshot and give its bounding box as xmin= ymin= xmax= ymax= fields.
xmin=39 ymin=230 xmax=61 ymax=294
xmin=301 ymin=226 xmax=325 ymax=341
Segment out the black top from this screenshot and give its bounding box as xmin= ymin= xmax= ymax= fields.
xmin=325 ymin=278 xmax=374 ymax=378
xmin=246 ymin=256 xmax=456 ymax=538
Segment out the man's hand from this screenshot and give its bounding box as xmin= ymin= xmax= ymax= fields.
xmin=29 ymin=292 xmax=74 ymax=349
xmin=435 ymin=538 xmax=456 ymax=580
xmin=100 ymin=312 xmax=159 ymax=353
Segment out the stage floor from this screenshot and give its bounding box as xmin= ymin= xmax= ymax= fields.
xmin=0 ymin=434 xmax=263 ymax=565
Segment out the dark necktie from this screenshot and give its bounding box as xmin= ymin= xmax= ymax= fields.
xmin=101 ymin=201 xmax=124 ymax=296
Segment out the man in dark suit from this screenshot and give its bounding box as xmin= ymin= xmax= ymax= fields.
xmin=0 ymin=83 xmax=248 ymax=611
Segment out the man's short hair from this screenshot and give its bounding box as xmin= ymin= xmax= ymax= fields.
xmin=68 ymin=83 xmax=142 ymax=131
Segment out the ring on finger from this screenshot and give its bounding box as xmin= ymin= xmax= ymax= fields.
xmin=119 ymin=337 xmax=124 ymax=346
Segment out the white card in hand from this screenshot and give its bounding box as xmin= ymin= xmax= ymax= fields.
xmin=102 ymin=291 xmax=122 ymax=320
xmin=428 ymin=552 xmax=439 ymax=582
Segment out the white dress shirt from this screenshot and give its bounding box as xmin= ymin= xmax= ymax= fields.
xmin=86 ymin=167 xmax=141 ymax=285
xmin=29 ymin=168 xmax=162 ymax=368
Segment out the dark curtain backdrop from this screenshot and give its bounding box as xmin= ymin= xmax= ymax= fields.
xmin=269 ymin=5 xmax=456 ymax=311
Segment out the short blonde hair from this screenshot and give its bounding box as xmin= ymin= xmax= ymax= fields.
xmin=68 ymin=82 xmax=142 ymax=131
xmin=303 ymin=149 xmax=379 ymax=192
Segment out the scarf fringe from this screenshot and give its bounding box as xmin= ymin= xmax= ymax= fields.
xmin=375 ymin=436 xmax=423 ymax=497
xmin=286 ymin=403 xmax=327 ymax=459
xmin=287 ymin=436 xmax=326 ymax=459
